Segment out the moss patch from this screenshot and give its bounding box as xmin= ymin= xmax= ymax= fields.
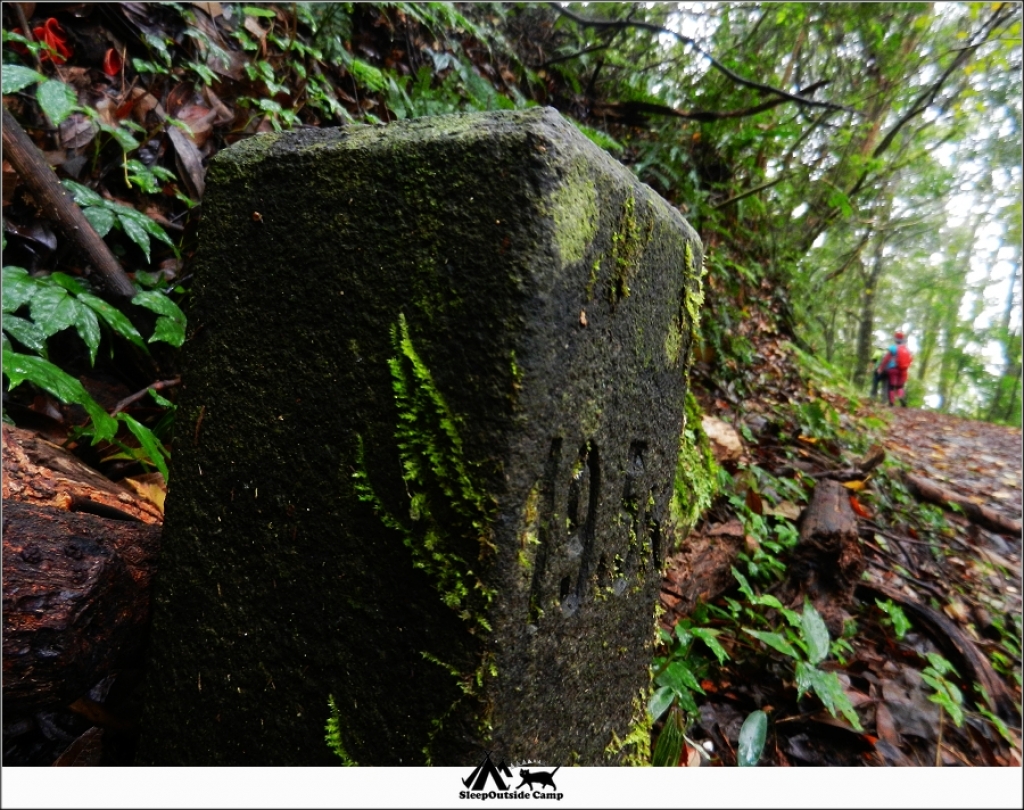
xmin=550 ymin=161 xmax=598 ymax=265
xmin=353 ymin=314 xmax=497 ymax=627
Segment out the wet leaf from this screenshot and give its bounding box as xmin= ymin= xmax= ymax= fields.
xmin=2 ymin=348 xmax=117 ymax=441
xmin=37 ymin=79 xmax=77 ymax=126
xmin=82 ymin=205 xmax=116 ymax=237
xmin=744 ymin=629 xmax=797 ymax=658
xmin=117 ymin=412 xmax=170 ymax=480
xmin=1 ymin=266 xmax=39 ymax=312
xmin=648 ymin=685 xmax=674 ymax=722
xmin=2 ymin=64 xmax=45 ymax=94
xmin=801 ymin=602 xmax=831 ymax=665
xmin=737 ymin=710 xmax=768 ymax=766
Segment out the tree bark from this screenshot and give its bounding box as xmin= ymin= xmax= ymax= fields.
xmin=2 ymin=501 xmax=161 ymax=717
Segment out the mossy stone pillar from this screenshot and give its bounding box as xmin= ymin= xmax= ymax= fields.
xmin=138 ymin=107 xmax=704 ymax=766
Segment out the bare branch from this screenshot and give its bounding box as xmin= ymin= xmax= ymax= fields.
xmin=549 ymin=3 xmax=854 ymax=114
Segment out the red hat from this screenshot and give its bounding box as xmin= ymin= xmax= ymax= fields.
xmin=894 ymin=330 xmax=905 ymax=340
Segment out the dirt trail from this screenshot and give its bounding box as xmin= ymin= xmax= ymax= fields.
xmin=883 ymin=408 xmax=1023 ymax=532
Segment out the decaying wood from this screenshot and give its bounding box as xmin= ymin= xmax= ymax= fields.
xmin=661 ymin=520 xmax=745 ymax=620
xmin=902 ymin=471 xmax=1022 ymax=536
xmin=785 ymin=478 xmax=865 ymax=634
xmin=2 ymin=423 xmax=163 ymax=524
xmin=856 ymin=580 xmax=1017 ymax=723
xmin=2 ymin=500 xmax=161 ymax=716
xmin=1 ymin=107 xmax=136 ymax=300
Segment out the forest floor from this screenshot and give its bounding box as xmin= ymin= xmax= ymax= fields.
xmin=659 ymin=398 xmax=1022 ymax=767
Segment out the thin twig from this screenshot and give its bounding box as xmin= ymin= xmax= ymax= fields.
xmin=111 ymin=378 xmax=181 ymax=415
xmin=11 ymin=3 xmax=44 ymax=73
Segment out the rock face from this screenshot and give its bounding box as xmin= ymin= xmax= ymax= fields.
xmin=137 ymin=107 xmax=704 ymax=766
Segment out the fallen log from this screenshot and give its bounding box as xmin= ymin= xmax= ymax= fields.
xmin=856 ymin=580 xmax=1017 ymax=724
xmin=2 ymin=500 xmax=161 ymax=716
xmin=785 ymin=478 xmax=865 ymax=635
xmin=2 ymin=423 xmax=163 ymax=525
xmin=902 ymin=471 xmax=1022 ymax=536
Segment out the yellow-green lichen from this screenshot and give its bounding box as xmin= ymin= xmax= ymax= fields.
xmin=551 ymin=162 xmax=598 ymax=265
xmin=608 ymin=195 xmax=654 ymax=306
xmin=517 ymin=483 xmax=542 ymax=573
xmin=669 ymin=391 xmax=720 ymax=545
xmin=683 ymin=242 xmax=707 ymax=344
xmin=604 ymin=687 xmax=653 ymax=766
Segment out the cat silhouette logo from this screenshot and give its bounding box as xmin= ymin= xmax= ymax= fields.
xmin=515 ymin=766 xmax=560 ymax=790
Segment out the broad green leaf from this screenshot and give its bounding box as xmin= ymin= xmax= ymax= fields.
xmin=1 ymin=314 xmax=48 ymax=353
xmin=924 ymin=652 xmax=959 ymax=678
xmin=744 ymin=629 xmax=798 ymax=658
xmin=117 ymin=412 xmax=169 ymax=480
xmin=72 ymin=303 xmax=101 ymax=365
xmin=737 ymin=710 xmax=768 ymax=766
xmin=133 ymin=290 xmax=185 ymax=322
xmin=2 ymin=266 xmax=39 ymax=312
xmin=752 ymin=593 xmax=802 ymax=627
xmin=82 ymin=205 xmax=116 ymax=237
xmin=29 ymin=285 xmax=78 ymax=338
xmin=674 ymin=624 xmax=693 ymax=651
xmin=801 ymin=602 xmax=831 ymax=665
xmin=36 ymin=79 xmax=77 ymax=126
xmin=651 ymin=705 xmax=687 ymax=767
xmin=99 ymin=122 xmax=140 ymax=152
xmin=2 ymin=349 xmax=117 ymax=442
xmin=799 ymin=663 xmax=862 ymax=730
xmin=1 ymin=63 xmax=44 ymax=94
xmin=875 ymin=599 xmax=912 ymax=640
xmin=61 ymin=179 xmax=106 ymax=207
xmin=118 ymin=212 xmax=151 ymax=261
xmin=658 ymin=660 xmax=705 ymax=697
xmin=150 ymin=315 xmax=185 ymax=347
xmin=243 ymin=5 xmax=277 ymax=17
xmin=119 ymin=206 xmax=176 ymax=249
xmin=794 ymin=660 xmax=816 ymax=698
xmin=929 ymin=691 xmax=964 ymax=728
xmin=691 ymin=627 xmax=730 ymax=665
xmin=77 ymin=293 xmax=146 ymax=349
xmin=648 ymin=685 xmax=675 ymax=723
xmin=49 ymin=272 xmax=88 ymax=296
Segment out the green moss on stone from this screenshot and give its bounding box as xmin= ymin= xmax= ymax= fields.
xmin=353 ymin=314 xmax=497 ymax=626
xmin=550 ymin=161 xmax=598 ymax=265
xmin=669 ymin=391 xmax=720 ymax=545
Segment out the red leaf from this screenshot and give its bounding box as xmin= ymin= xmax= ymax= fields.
xmin=849 ymin=495 xmax=871 ymax=518
xmin=102 ymin=48 xmax=123 ymax=77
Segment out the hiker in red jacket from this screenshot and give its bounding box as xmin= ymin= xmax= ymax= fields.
xmin=877 ymin=330 xmax=912 ymax=407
